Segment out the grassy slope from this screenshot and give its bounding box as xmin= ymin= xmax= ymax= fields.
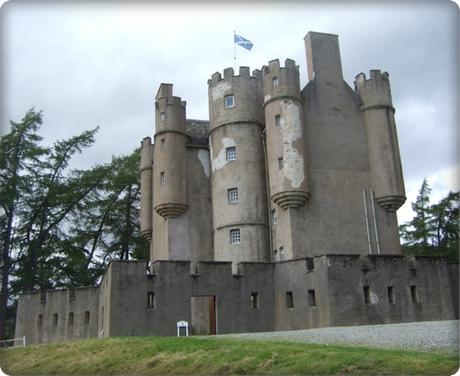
xmin=0 ymin=336 xmax=458 ymax=375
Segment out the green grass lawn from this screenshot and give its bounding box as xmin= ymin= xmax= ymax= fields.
xmin=0 ymin=336 xmax=458 ymax=375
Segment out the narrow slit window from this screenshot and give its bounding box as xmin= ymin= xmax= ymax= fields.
xmin=68 ymin=312 xmax=74 ymax=326
xmin=68 ymin=288 xmax=75 ymax=301
xmin=278 ymin=157 xmax=284 ymax=170
xmin=387 ymin=286 xmax=395 ymax=304
xmin=275 ymin=114 xmax=281 ymax=127
xmin=224 ymin=95 xmax=235 ymax=108
xmin=160 ymin=172 xmax=165 ymax=185
xmin=52 ymin=313 xmax=58 ymax=327
xmin=37 ymin=314 xmax=43 ymax=328
xmin=363 ymin=285 xmax=370 ymax=304
xmin=410 ymin=286 xmax=419 ymax=303
xmin=279 ymin=246 xmax=285 ymax=261
xmin=286 ymin=291 xmax=294 ymax=308
xmin=84 ymin=311 xmax=90 ymax=325
xmin=161 ymin=139 xmax=165 ymax=149
xmin=272 ymin=77 xmax=279 ymax=87
xmin=227 ymin=188 xmax=239 ymax=204
xmin=250 ymin=292 xmax=259 ymax=309
xmin=308 ymin=289 xmax=316 ymax=307
xmin=160 ymin=112 xmax=166 ymax=121
xmin=226 ymin=146 xmax=237 ymax=161
xmin=273 ymin=249 xmax=278 ymax=262
xmin=271 ymin=209 xmax=277 ymax=227
xmin=147 ymin=292 xmax=155 ymax=309
xmin=230 ymin=228 xmax=241 ymax=244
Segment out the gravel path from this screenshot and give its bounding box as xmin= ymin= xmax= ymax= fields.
xmin=209 ymin=320 xmax=459 ymax=352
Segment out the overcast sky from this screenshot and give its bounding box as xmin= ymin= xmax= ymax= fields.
xmin=1 ymin=1 xmax=458 ymax=224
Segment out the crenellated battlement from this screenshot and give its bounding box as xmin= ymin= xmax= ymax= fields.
xmin=155 ymin=83 xmax=186 ymax=109
xmin=207 ymin=67 xmax=262 ymax=88
xmin=262 ymin=58 xmax=301 ymax=105
xmin=354 ymin=70 xmax=393 ymax=111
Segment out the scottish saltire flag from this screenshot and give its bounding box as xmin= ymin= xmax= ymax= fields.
xmin=234 ymin=33 xmax=253 ymax=51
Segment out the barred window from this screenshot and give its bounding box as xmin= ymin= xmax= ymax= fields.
xmin=228 ymin=188 xmax=239 ymax=204
xmin=230 ymin=229 xmax=241 ymax=244
xmin=68 ymin=312 xmax=74 ymax=326
xmin=225 ymin=95 xmax=235 ymax=108
xmin=226 ymin=146 xmax=237 ymax=161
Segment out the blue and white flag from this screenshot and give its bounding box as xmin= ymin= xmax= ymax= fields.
xmin=234 ymin=33 xmax=253 ymax=51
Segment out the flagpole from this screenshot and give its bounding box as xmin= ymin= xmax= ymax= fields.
xmin=233 ymin=30 xmax=236 ymax=71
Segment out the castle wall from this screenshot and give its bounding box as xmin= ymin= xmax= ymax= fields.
xmin=15 ymin=287 xmax=99 ymax=345
xmin=102 ymin=260 xmax=274 ymax=337
xmin=325 ymin=255 xmax=456 ymax=326
xmin=154 ymin=146 xmax=213 ymax=262
xmin=273 ymin=258 xmax=330 ymax=330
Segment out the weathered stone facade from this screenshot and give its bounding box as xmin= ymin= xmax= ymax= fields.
xmin=15 ymin=32 xmax=458 ymax=345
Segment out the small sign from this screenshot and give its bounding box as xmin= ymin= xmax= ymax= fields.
xmin=177 ymin=320 xmax=189 ymax=337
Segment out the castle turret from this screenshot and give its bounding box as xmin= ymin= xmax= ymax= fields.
xmin=354 ymin=71 xmax=406 ymax=212
xmin=140 ymin=137 xmax=153 ymax=239
xmin=152 ymin=84 xmax=188 ymax=218
xmin=262 ymin=59 xmax=309 ymax=208
xmin=208 ymin=67 xmax=269 ymax=266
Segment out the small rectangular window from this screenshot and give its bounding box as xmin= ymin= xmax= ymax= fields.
xmin=68 ymin=312 xmax=74 ymax=326
xmin=84 ymin=311 xmax=90 ymax=324
xmin=275 ymin=114 xmax=281 ymax=127
xmin=227 ymin=188 xmax=239 ymax=204
xmin=52 ymin=313 xmax=58 ymax=327
xmin=278 ymin=157 xmax=284 ymax=170
xmin=37 ymin=314 xmax=43 ymax=328
xmin=308 ymin=289 xmax=316 ymax=307
xmin=160 ymin=172 xmax=165 ymax=185
xmin=147 ymin=292 xmax=155 ymax=309
xmin=410 ymin=268 xmax=417 ymax=277
xmin=410 ymin=285 xmax=419 ymax=303
xmin=68 ymin=289 xmax=75 ymax=301
xmin=272 ymin=77 xmax=279 ymax=87
xmin=224 ymin=95 xmax=235 ymax=108
xmin=160 ymin=112 xmax=166 ymax=121
xmin=226 ymin=146 xmax=237 ymax=161
xmin=40 ymin=291 xmax=46 ymax=303
xmin=230 ymin=228 xmax=241 ymax=244
xmin=250 ymin=292 xmax=259 ymax=309
xmin=363 ymin=285 xmax=370 ymax=304
xmin=306 ymin=258 xmax=315 ymax=271
xmin=388 ymin=286 xmax=395 ymax=304
xmin=161 ymin=139 xmax=165 ymax=149
xmin=286 ymin=291 xmax=294 ymax=308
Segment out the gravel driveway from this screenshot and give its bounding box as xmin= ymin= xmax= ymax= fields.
xmin=208 ymin=320 xmax=459 ymax=352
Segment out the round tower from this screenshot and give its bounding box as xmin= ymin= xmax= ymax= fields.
xmin=262 ymin=59 xmax=309 ymax=208
xmin=140 ymin=136 xmax=153 ymax=239
xmin=152 ymin=83 xmax=188 ymax=218
xmin=354 ymin=70 xmax=406 ymax=211
xmin=208 ymin=67 xmax=269 ymax=265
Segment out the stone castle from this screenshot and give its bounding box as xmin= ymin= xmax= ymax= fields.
xmin=15 ymin=32 xmax=458 ymax=344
